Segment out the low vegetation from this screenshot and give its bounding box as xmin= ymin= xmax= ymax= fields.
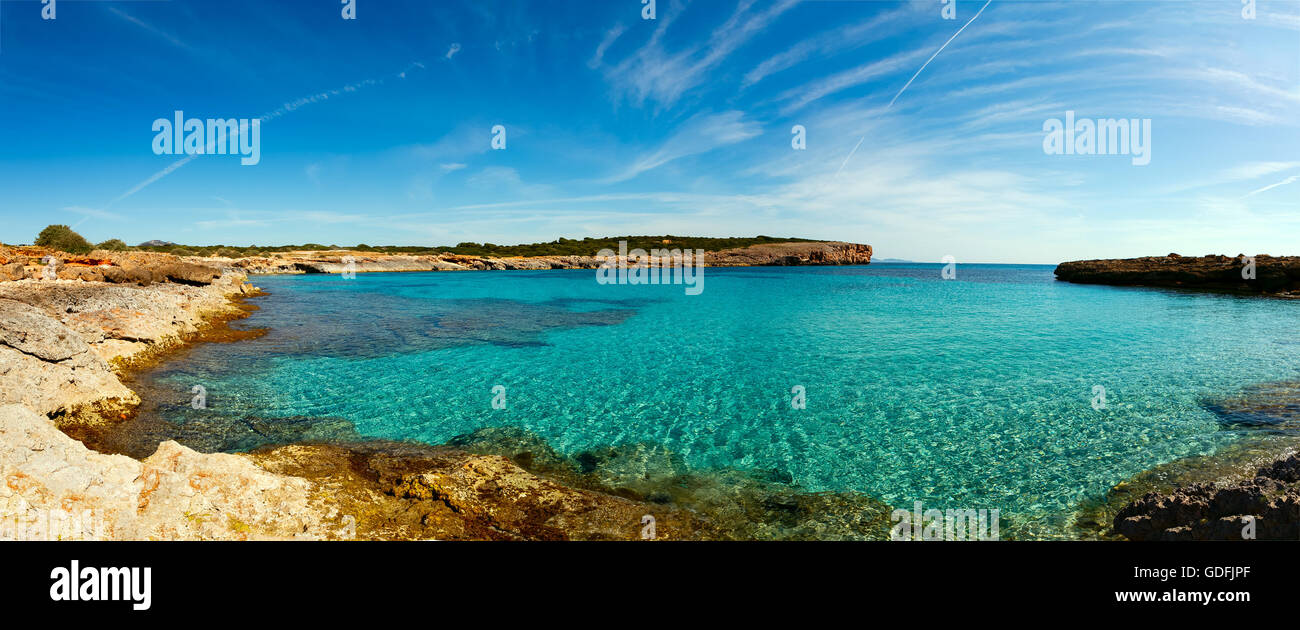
xmin=34 ymin=224 xmax=93 ymax=255
xmin=22 ymin=229 xmax=820 ymax=258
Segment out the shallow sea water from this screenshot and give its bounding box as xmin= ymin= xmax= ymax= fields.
xmin=136 ymin=264 xmax=1300 ymax=534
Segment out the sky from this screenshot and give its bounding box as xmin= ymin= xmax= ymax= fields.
xmin=0 ymin=0 xmax=1297 ymax=263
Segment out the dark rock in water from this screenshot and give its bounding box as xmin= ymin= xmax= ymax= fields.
xmin=1054 ymin=254 xmax=1300 ymax=295
xmin=72 ymin=404 xmax=363 ymax=459
xmin=248 ymin=440 xmax=714 ymax=541
xmin=1113 ymin=452 xmax=1300 ymax=540
xmin=446 ymin=426 xmax=568 ymax=472
xmin=248 ymin=294 xmax=639 ymax=359
xmin=1203 ymin=381 xmax=1300 ymax=431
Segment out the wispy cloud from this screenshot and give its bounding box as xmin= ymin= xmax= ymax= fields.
xmin=602 ymin=111 xmax=761 ymax=183
xmin=742 ymin=6 xmax=914 ymax=89
xmin=107 ymin=7 xmax=195 ymax=53
xmin=600 ymin=0 xmax=800 ymax=108
xmin=588 ymin=25 xmax=626 ymax=69
xmin=776 ymin=47 xmax=930 ymax=114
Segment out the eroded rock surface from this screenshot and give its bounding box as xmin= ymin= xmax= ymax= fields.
xmin=0 ymin=404 xmax=346 ymax=540
xmin=1113 ymin=451 xmax=1300 ymax=540
xmin=0 ymin=297 xmax=137 ymax=417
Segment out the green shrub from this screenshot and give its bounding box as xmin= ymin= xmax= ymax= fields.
xmin=35 ymin=225 xmax=93 ymax=255
xmin=95 ymin=238 xmax=129 ymax=251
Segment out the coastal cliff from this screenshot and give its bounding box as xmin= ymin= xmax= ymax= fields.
xmin=191 ymin=240 xmax=873 ymax=275
xmin=1054 ymin=253 xmax=1300 ymax=295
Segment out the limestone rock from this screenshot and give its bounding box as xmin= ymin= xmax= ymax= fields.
xmin=0 ymin=404 xmax=343 ymax=540
xmin=0 ymin=298 xmax=135 ymax=416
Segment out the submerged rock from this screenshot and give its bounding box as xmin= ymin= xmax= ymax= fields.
xmin=446 ymin=425 xmax=896 ymax=540
xmin=250 ymin=440 xmax=711 ymax=541
xmin=1203 ymin=380 xmax=1300 ymax=431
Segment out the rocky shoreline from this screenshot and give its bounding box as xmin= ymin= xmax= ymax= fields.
xmin=1112 ymin=451 xmax=1300 ymax=540
xmin=0 ymin=243 xmax=891 ymax=541
xmin=1054 ymin=253 xmax=1300 ymax=296
xmin=7 ymin=242 xmax=1297 ymax=540
xmin=1055 ymin=253 xmax=1300 ymax=538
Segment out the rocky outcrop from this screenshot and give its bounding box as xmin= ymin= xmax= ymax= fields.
xmin=0 ymin=298 xmax=138 ymax=418
xmin=0 ymin=275 xmax=253 ymax=367
xmin=446 ymin=426 xmax=895 ymax=540
xmin=1054 ymin=254 xmax=1300 ymax=295
xmin=0 ymin=270 xmax=255 ymax=427
xmin=706 ymin=241 xmax=873 ymax=266
xmin=0 ymin=247 xmax=224 ymax=286
xmin=1113 ymin=451 xmax=1300 ymax=540
xmin=0 ymin=404 xmax=347 ymax=540
xmin=251 ymin=441 xmax=708 ymax=541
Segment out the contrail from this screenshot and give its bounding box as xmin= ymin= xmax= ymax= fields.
xmin=836 ymin=0 xmax=993 ymax=175
xmin=97 ymin=62 xmax=427 ymax=212
xmin=887 ymin=0 xmax=992 ymax=109
xmin=1244 ymin=174 xmax=1300 ymax=198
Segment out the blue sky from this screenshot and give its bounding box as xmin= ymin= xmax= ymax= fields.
xmin=0 ymin=0 xmax=1297 ymax=263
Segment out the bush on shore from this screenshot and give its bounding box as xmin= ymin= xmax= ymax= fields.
xmin=96 ymin=238 xmax=129 ymax=251
xmin=35 ymin=225 xmax=93 ymax=255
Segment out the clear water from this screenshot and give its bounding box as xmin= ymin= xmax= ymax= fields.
xmin=141 ymin=264 xmax=1300 ymax=530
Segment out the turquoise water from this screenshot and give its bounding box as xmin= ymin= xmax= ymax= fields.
xmin=143 ymin=264 xmax=1300 ymax=529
